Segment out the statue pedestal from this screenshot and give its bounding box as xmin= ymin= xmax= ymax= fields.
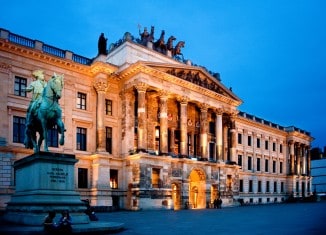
xmin=4 ymin=152 xmax=89 ymax=225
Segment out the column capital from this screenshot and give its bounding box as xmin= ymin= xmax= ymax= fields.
xmin=158 ymin=89 xmax=169 ymax=99
xmin=215 ymin=108 xmax=224 ymax=115
xmin=135 ymin=82 xmax=149 ymax=92
xmin=93 ymin=80 xmax=109 ymax=93
xmin=177 ymin=95 xmax=189 ymax=104
xmin=200 ymin=103 xmax=209 ymax=111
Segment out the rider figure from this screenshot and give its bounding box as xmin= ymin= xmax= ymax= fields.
xmin=24 ymin=70 xmax=47 ymax=147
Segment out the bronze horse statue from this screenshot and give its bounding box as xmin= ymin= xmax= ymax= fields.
xmin=154 ymin=30 xmax=166 ymax=53
xmin=25 ymin=73 xmax=65 ymax=153
xmin=173 ymin=41 xmax=185 ymax=57
xmin=166 ymin=36 xmax=176 ymax=52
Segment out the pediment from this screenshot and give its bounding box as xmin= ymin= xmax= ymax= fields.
xmin=143 ymin=62 xmax=242 ymax=103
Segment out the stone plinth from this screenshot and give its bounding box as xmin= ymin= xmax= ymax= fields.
xmin=4 ymin=152 xmax=89 ymax=225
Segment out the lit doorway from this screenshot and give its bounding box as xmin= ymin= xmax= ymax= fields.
xmin=172 ymin=183 xmax=181 ymax=210
xmin=189 ymin=169 xmax=206 ymax=209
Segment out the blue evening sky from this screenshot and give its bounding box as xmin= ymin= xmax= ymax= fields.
xmin=1 ymin=0 xmax=325 ymax=148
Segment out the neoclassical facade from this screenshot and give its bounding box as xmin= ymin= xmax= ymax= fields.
xmin=0 ymin=28 xmax=313 ymax=211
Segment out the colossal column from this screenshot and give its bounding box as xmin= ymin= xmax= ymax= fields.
xmin=229 ymin=112 xmax=237 ymax=163
xmin=215 ymin=108 xmax=223 ymax=162
xmin=135 ymin=83 xmax=148 ymax=152
xmin=94 ymin=80 xmax=109 ymax=152
xmin=159 ymin=90 xmax=169 ymax=155
xmin=296 ymin=143 xmax=301 ymax=175
xmin=289 ymin=141 xmax=295 ymax=175
xmin=178 ymin=96 xmax=188 ymax=157
xmin=200 ymin=104 xmax=209 ymax=159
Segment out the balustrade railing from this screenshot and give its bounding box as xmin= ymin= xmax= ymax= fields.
xmin=1 ymin=28 xmax=92 ymax=65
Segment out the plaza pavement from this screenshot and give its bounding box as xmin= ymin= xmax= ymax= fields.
xmin=1 ymin=201 xmax=325 ymax=234
xmin=99 ymin=201 xmax=326 ymax=235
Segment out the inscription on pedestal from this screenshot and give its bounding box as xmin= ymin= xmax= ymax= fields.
xmin=47 ymin=167 xmax=68 ymax=183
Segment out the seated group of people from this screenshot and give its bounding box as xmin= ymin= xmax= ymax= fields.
xmin=44 ymin=204 xmax=98 ymax=234
xmin=43 ymin=210 xmax=72 ymax=234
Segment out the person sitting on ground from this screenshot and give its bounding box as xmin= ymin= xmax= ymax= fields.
xmin=58 ymin=210 xmax=72 ymax=234
xmin=43 ymin=211 xmax=57 ymax=234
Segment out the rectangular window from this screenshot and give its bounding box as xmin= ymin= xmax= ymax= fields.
xmin=273 ymin=142 xmax=276 ymax=151
xmin=248 ymin=156 xmax=252 ymax=171
xmin=13 ymin=116 xmax=26 ymax=143
xmin=258 ymin=181 xmax=262 ymax=193
xmin=77 ymin=92 xmax=87 ymax=110
xmin=238 ymin=155 xmax=242 ymax=167
xmin=105 ymin=99 xmax=112 ymax=115
xmin=239 ymin=179 xmax=243 ymax=192
xmin=273 ymin=160 xmax=276 ymax=173
xmin=76 ymin=127 xmax=87 ymax=151
xmin=47 ymin=125 xmax=58 ymax=147
xmin=274 ymin=181 xmax=277 ymax=193
xmin=265 ymin=140 xmax=269 ymax=150
xmin=238 ymin=133 xmax=242 ymax=144
xmin=280 ymin=144 xmax=283 ymax=153
xmin=266 ymin=181 xmax=270 ymax=192
xmin=257 ymin=158 xmax=261 ymax=171
xmin=249 ymin=180 xmax=253 ymax=192
xmin=106 ymin=127 xmax=112 ymax=153
xmin=281 ymin=182 xmax=284 ymax=192
xmin=110 ymin=169 xmax=118 ymax=189
xmin=14 ymin=76 xmax=27 ymax=97
xmin=152 ymin=168 xmax=160 ymax=188
xmin=257 ymin=138 xmax=260 ymax=148
xmin=280 ymin=162 xmax=283 ymax=174
xmin=78 ymin=168 xmax=88 ymax=188
xmin=265 ymin=159 xmax=269 ymax=172
xmin=248 ymin=136 xmax=252 ymax=146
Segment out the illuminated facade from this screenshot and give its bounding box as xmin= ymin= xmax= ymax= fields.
xmin=0 ymin=28 xmax=313 ymax=211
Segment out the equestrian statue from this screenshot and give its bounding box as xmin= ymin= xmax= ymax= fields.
xmin=24 ymin=70 xmax=65 ymax=153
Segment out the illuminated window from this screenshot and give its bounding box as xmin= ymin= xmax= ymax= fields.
xmin=13 ymin=116 xmax=26 ymax=143
xmin=14 ymin=76 xmax=27 ymax=97
xmin=227 ymin=175 xmax=232 ymax=190
xmin=152 ymin=168 xmax=160 ymax=188
xmin=77 ymin=92 xmax=86 ymax=110
xmin=110 ymin=169 xmax=118 ymax=189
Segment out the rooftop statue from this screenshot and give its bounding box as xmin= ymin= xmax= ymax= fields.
xmin=139 ymin=26 xmax=150 ymax=46
xmin=166 ymin=36 xmax=176 ymax=52
xmin=98 ymin=33 xmax=108 ymax=55
xmin=24 ymin=71 xmax=65 ymax=153
xmin=154 ymin=30 xmax=166 ymax=53
xmin=173 ymin=41 xmax=185 ymax=57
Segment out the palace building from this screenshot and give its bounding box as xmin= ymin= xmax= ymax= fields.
xmin=0 ymin=27 xmax=313 ymax=211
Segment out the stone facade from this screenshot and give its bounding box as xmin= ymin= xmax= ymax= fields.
xmin=0 ymin=28 xmax=313 ymax=211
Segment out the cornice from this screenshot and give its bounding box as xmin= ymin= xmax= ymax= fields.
xmin=118 ymin=61 xmax=242 ymax=107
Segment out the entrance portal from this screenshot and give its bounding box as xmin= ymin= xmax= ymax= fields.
xmin=189 ymin=169 xmax=206 ymax=209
